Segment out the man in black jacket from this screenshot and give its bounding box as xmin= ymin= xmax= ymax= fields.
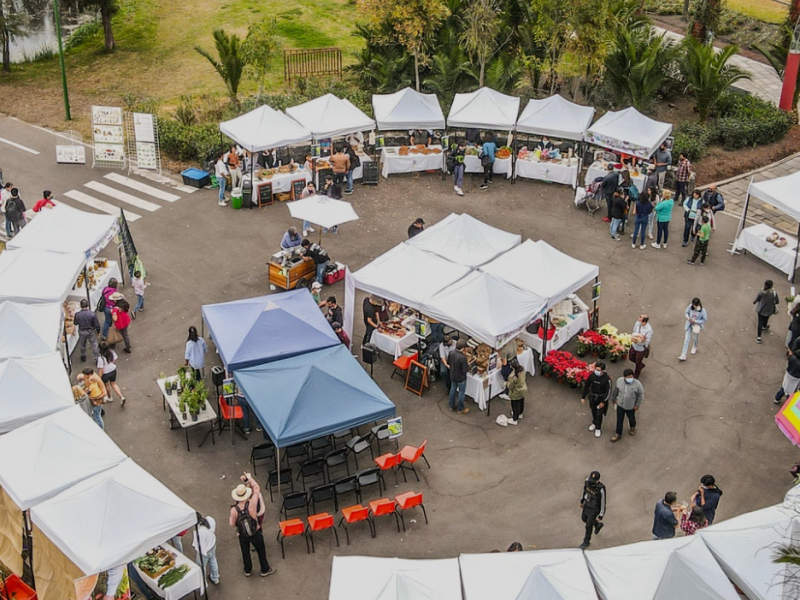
xmin=601 ymin=165 xmax=619 ymax=223
xmin=447 ymin=339 xmax=470 ymax=415
xmin=580 ymin=471 xmax=606 ymax=549
xmin=702 ymin=185 xmax=725 ymax=213
xmin=581 ymin=363 xmax=612 ymax=438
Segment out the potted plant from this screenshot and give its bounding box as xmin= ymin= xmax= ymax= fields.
xmin=178 ymin=392 xmax=188 ymax=420
xmin=576 ymin=335 xmax=589 ymax=358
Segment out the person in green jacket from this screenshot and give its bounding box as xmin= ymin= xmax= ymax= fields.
xmin=502 ymin=364 xmax=527 ymax=425
xmin=651 ymin=190 xmax=674 ymax=249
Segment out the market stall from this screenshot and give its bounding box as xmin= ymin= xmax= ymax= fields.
xmin=287 ymin=94 xmax=376 ymax=140
xmin=65 ymin=256 xmax=122 ymax=309
xmin=0 ymin=248 xmax=86 ymax=304
xmin=584 ymin=107 xmax=672 ymax=160
xmin=157 ymin=376 xmax=217 ymax=453
xmin=584 ymin=161 xmax=648 ymax=190
xmin=459 ymin=550 xmax=597 ymax=600
xmin=465 ymin=345 xmax=536 ymax=411
xmin=0 ymin=301 xmax=62 ymax=359
xmin=329 ymin=556 xmax=462 ymax=600
xmin=373 ymin=87 xmax=446 ymax=131
xmin=381 ymin=145 xmax=444 ymax=178
xmin=132 ymin=542 xmax=204 ymax=600
xmin=463 ymin=149 xmax=512 ymax=178
xmin=732 ymin=171 xmax=800 ymax=280
xmin=447 ymin=87 xmax=520 ymax=131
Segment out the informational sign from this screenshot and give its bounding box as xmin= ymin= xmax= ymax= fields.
xmin=258 ymin=181 xmax=273 ymax=206
xmin=387 ymin=416 xmax=403 ymax=439
xmin=91 ymin=106 xmax=125 ymax=168
xmin=95 ymin=143 xmax=125 ymax=163
xmin=126 ymin=112 xmax=160 ymax=173
xmin=592 ymin=281 xmax=601 ymax=302
xmin=441 ymin=134 xmax=450 ymax=151
xmin=405 ymin=360 xmax=428 ymax=397
xmin=92 ymin=125 xmax=124 ymax=144
xmin=56 ymin=145 xmax=86 ymax=164
xmin=222 ymin=378 xmax=236 ymax=399
xmin=488 ymin=352 xmax=498 ymax=372
xmin=136 ymin=141 xmax=158 ymax=169
xmin=133 ymin=112 xmax=156 ymax=143
xmin=311 ymin=144 xmax=321 ymax=158
xmin=91 ymin=106 xmax=122 ymax=125
xmin=375 ymin=135 xmax=385 ymax=149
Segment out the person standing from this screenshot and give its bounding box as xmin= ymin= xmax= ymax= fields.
xmin=408 ymin=217 xmax=425 ymax=238
xmin=754 ymin=279 xmax=779 ymax=344
xmin=651 ymin=190 xmax=674 ymax=249
xmin=601 ymin=165 xmax=619 ymax=223
xmin=31 ymin=190 xmax=56 ymax=213
xmin=504 ymin=364 xmax=527 ymax=425
xmin=324 ymin=296 xmax=343 ymax=326
xmin=478 ymin=133 xmax=497 ymax=190
xmin=310 ymin=281 xmax=323 ymax=306
xmin=229 ymin=473 xmax=276 ymax=577
xmin=774 ymin=348 xmax=800 ymax=405
xmin=74 ymin=299 xmax=101 ymax=363
xmin=344 ymin=145 xmax=359 ymax=195
xmin=652 ymin=492 xmax=681 ymax=540
xmin=579 ymin=471 xmax=606 ymax=549
xmin=215 ymin=154 xmax=228 ymax=207
xmin=679 ymin=298 xmax=708 ymax=360
xmin=609 ymin=191 xmax=626 ymax=241
xmin=110 ymin=296 xmax=132 ymax=353
xmin=185 ymin=326 xmax=208 ymax=380
xmin=581 ymin=362 xmax=612 ymax=438
xmin=631 ymin=191 xmax=654 ymax=250
xmin=72 ymin=384 xmax=93 ymax=417
xmin=299 ymin=182 xmax=317 ymax=237
xmin=78 ymin=368 xmax=108 ymax=429
xmin=332 ymin=322 xmax=350 ymax=350
xmin=1 ymin=181 xmax=13 ymax=238
xmin=193 ymin=513 xmax=220 ymax=586
xmin=788 ymin=303 xmax=800 ymax=349
xmin=682 ymin=190 xmax=703 ymax=247
xmin=362 ymin=295 xmax=382 ymax=344
xmin=448 ymin=339 xmax=470 ymax=414
xmin=132 ymin=270 xmax=147 ymax=318
xmin=609 ymin=369 xmax=643 ymax=442
xmin=100 ymin=279 xmax=120 ymax=339
xmin=702 ymin=185 xmax=725 ymax=213
xmin=4 ymin=188 xmax=26 ymax=238
xmin=654 ymin=142 xmax=672 ymax=189
xmin=691 ymin=475 xmax=723 ymax=525
xmin=674 ymin=153 xmax=692 ymax=205
xmin=450 ymin=139 xmax=466 ymax=196
xmin=225 ymin=145 xmax=243 ymax=191
xmin=438 ymin=335 xmax=457 ymax=392
xmin=644 ymin=166 xmax=658 ymax=198
xmin=329 ymin=146 xmax=350 ymax=188
xmin=629 ymin=315 xmax=652 ymax=379
xmin=97 ymin=342 xmax=125 ymax=406
xmin=300 ymin=239 xmax=330 ymax=285
xmin=686 ymin=214 xmax=711 ymax=265
xmin=680 ymin=505 xmax=709 ymax=536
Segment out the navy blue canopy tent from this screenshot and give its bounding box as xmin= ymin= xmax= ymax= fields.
xmin=201 ymin=290 xmax=339 ymax=371
xmin=234 ymin=345 xmax=396 ymax=448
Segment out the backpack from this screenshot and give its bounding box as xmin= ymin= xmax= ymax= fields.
xmin=235 ymin=501 xmax=258 ymax=538
xmin=96 ymin=294 xmax=107 ymax=313
xmin=627 ymin=184 xmax=639 ymax=201
xmin=5 ymin=197 xmax=19 ymax=221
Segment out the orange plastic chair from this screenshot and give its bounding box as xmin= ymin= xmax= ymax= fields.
xmin=338 ymin=504 xmax=374 ymax=544
xmin=394 ymin=491 xmax=428 ymax=531
xmin=218 ymin=395 xmax=243 ymax=434
xmin=306 ymin=512 xmax=339 ymax=553
xmin=277 ymin=518 xmax=308 ymax=558
xmin=399 ymin=439 xmax=430 ymax=482
xmin=374 ymin=452 xmax=401 ymax=486
xmin=390 ymin=351 xmax=418 ymax=380
xmin=369 ymin=498 xmax=400 ymax=534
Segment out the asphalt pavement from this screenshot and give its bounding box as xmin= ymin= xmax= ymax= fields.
xmin=1 ymin=114 xmax=795 ymax=600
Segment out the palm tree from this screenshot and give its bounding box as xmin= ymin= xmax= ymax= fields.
xmin=195 ymin=29 xmax=246 ymax=104
xmin=605 ymin=26 xmax=678 ymax=111
xmin=680 ymin=37 xmax=751 ymax=122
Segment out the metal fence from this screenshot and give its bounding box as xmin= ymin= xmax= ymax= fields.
xmin=284 ymin=48 xmax=342 ymax=83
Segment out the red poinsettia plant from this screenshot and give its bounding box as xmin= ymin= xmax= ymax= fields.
xmin=543 ymin=350 xmax=591 ymax=385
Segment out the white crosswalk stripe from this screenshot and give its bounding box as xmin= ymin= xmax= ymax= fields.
xmin=63 ymin=190 xmax=142 ymax=221
xmin=103 ymin=173 xmax=181 ymax=202
xmin=84 ymin=181 xmax=162 ymax=212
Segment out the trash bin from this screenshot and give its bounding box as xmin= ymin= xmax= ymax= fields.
xmin=242 ymin=179 xmax=253 ymax=209
xmin=231 ymin=187 xmax=242 ymax=210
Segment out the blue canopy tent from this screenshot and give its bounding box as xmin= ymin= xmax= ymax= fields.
xmin=201 ymin=290 xmax=340 ymax=371
xmin=234 ymin=345 xmax=396 ymax=448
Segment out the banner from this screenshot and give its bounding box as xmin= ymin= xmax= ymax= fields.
xmin=118 ymin=209 xmax=138 ymax=276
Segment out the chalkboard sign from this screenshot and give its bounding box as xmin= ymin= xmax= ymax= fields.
xmin=315 ymin=167 xmax=333 ymax=188
xmin=258 ymin=181 xmax=273 ymax=207
xmin=117 ymin=209 xmax=137 ymax=275
xmin=292 ymin=179 xmax=306 ymax=201
xmin=362 ymin=161 xmax=378 ymax=186
xmin=405 ymin=360 xmax=428 ymax=397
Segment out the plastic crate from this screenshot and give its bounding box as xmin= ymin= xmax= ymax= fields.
xmin=0 ymin=574 xmax=37 ymax=600
xmin=181 ymin=168 xmax=211 ymax=188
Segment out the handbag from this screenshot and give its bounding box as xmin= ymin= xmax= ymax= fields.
xmin=691 ymin=324 xmax=701 ymax=334
xmin=106 ymin=327 xmax=124 ymax=345
xmin=480 ymin=153 xmax=493 ymax=167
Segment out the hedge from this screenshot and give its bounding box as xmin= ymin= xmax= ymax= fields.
xmin=710 ymin=93 xmax=793 ymax=149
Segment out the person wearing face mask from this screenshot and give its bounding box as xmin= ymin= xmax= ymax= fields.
xmin=609 ymin=368 xmax=644 ymax=443
xmin=629 ymin=315 xmax=652 ymax=378
xmin=581 ymin=362 xmax=612 ymax=438
xmin=679 ymin=297 xmax=708 ymax=361
xmin=579 ymin=471 xmax=606 ymax=549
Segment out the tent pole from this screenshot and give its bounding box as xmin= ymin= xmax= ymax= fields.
xmin=277 ymin=448 xmax=281 ymax=506
xmin=84 ymin=265 xmax=90 ymax=306
xmin=730 ymin=177 xmax=753 ymax=256
xmin=194 ymin=523 xmax=209 ymax=600
xmin=592 ymin=276 xmax=599 ymax=330
xmin=540 ymin=312 xmax=550 ymax=373
xmin=23 ymin=510 xmax=35 ymax=591
xmin=793 ymin=222 xmax=800 ymax=284
xmin=249 ymin=152 xmax=255 ymax=210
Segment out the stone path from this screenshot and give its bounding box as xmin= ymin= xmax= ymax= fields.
xmin=656 ymin=28 xmax=783 ymax=105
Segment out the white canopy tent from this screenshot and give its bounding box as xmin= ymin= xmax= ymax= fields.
xmin=287 ymin=94 xmax=376 ymax=139
xmin=785 ymin=483 xmax=800 ymax=508
xmin=0 ymin=406 xmax=126 ymax=509
xmin=585 ymin=536 xmax=740 ymax=600
xmin=373 ymin=88 xmax=446 ymax=131
xmin=447 ymin=87 xmax=521 ymax=130
xmin=219 ymin=104 xmax=313 ymax=152
xmin=287 ymin=196 xmax=360 ymax=230
xmin=422 ymin=272 xmax=546 ymax=348
xmin=328 ymin=556 xmax=463 ymax=600
xmin=584 ymin=107 xmax=672 ymax=159
xmin=0 ymin=352 xmax=73 ymax=434
xmin=482 ymin=239 xmax=599 ymax=307
xmin=351 ymin=244 xmax=472 ymax=311
xmin=699 ymin=504 xmax=800 ymax=600
xmin=405 ymin=213 xmax=521 ymax=268
xmin=6 ymin=204 xmax=119 ymax=259
xmin=0 ymin=248 xmax=85 ymax=304
xmin=516 ymin=95 xmax=596 ymax=141
xmin=0 ymin=301 xmax=62 ymax=359
xmin=31 ymin=458 xmax=196 ymax=575
xmin=459 ymin=550 xmax=596 ymax=600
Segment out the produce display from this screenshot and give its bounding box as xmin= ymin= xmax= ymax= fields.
xmin=63 ymin=300 xmax=80 ymax=336
xmin=135 ymin=547 xmax=176 ymax=579
xmin=496 ymin=146 xmax=512 ymax=159
xmin=465 ymin=147 xmax=479 ymax=156
xmin=74 ymin=258 xmax=110 ymax=290
xmin=157 ymin=565 xmax=190 ymax=589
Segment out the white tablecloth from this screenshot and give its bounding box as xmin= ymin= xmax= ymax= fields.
xmin=584 ymin=162 xmax=647 ymax=192
xmin=67 ymin=260 xmax=122 ymax=308
xmin=463 ymin=155 xmax=512 ymax=179
xmin=248 ymin=170 xmax=312 ymax=197
xmin=515 ymin=159 xmax=579 ymax=188
xmin=381 ymin=147 xmax=444 ymax=178
xmin=737 ymin=223 xmax=800 ymax=279
xmin=133 ymin=543 xmax=204 ymax=600
xmin=520 ymin=311 xmax=591 ymax=356
xmin=466 ymin=346 xmax=536 ymax=411
xmin=370 ymin=329 xmax=418 ymax=359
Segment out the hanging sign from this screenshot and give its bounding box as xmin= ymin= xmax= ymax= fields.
xmin=387 ymin=416 xmax=403 ymax=439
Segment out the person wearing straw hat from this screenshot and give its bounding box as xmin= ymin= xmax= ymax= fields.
xmin=363 ymin=294 xmax=383 ymax=344
xmin=229 ymin=473 xmax=275 ymax=578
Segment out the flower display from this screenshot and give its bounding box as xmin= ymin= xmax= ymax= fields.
xmin=543 ymin=350 xmax=592 ymax=387
xmin=577 ymin=330 xmax=609 ymax=354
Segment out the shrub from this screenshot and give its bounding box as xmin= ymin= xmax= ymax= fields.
xmin=709 ymin=92 xmax=793 ymax=148
xmin=66 ymin=20 xmax=101 ymax=51
xmin=672 ymin=122 xmax=710 ymax=161
xmin=157 ymin=120 xmax=221 ymax=163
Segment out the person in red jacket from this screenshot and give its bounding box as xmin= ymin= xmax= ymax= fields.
xmin=332 ymin=321 xmax=350 ymax=350
xmin=32 ymin=190 xmax=56 ymax=212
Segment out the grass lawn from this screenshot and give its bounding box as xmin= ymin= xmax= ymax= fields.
xmin=727 ymin=0 xmax=787 ymax=24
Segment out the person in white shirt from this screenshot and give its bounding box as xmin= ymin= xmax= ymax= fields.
xmin=630 ymin=315 xmax=652 ymax=379
xmin=97 ymin=342 xmax=125 ymax=405
xmin=438 ymin=335 xmax=457 ymax=390
xmin=214 ymin=156 xmax=228 ymax=206
xmin=1 ymin=182 xmax=13 ymax=238
xmin=192 ymin=513 xmax=220 ymax=585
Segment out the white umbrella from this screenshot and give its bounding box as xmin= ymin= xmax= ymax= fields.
xmin=288 ymin=196 xmax=359 ymax=230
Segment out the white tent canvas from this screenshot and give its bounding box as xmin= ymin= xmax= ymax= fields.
xmin=6 ymin=204 xmax=118 ymax=258
xmin=0 ymin=406 xmax=126 ymax=509
xmin=329 ymin=556 xmax=462 ymax=600
xmin=351 ymin=244 xmax=471 ymax=311
xmin=585 ymin=536 xmax=740 ymax=600
xmin=699 ymin=504 xmax=800 ymax=600
xmin=584 ymin=107 xmax=672 ymax=159
xmin=372 ymin=88 xmax=446 ymax=131
xmin=459 ymin=550 xmax=596 ymax=600
xmin=747 ymin=171 xmax=800 ymax=223
xmin=447 ymin=87 xmax=521 ymax=130
xmin=220 ymin=104 xmax=312 ymax=152
xmin=0 ymin=248 xmax=86 ymax=304
xmin=287 ymin=94 xmax=376 ymax=139
xmin=0 ymin=301 xmax=62 ymax=359
xmin=422 ymin=272 xmax=546 ymax=347
xmin=0 ymin=352 xmax=73 ymax=434
xmin=288 ymin=196 xmax=359 ymax=229
xmin=482 ymin=240 xmax=599 ymax=306
xmin=516 ymin=95 xmax=596 ymax=141
xmin=406 ymin=213 xmax=521 ymax=267
xmin=31 ymin=458 xmax=196 ymax=575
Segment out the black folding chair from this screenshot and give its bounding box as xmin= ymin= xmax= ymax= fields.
xmin=333 ymin=475 xmax=360 ymax=508
xmin=267 ymin=469 xmax=293 ymax=503
xmin=346 ymin=433 xmax=374 ymax=469
xmin=310 ymin=435 xmax=333 ymax=458
xmin=310 ymin=482 xmax=337 ymax=513
xmin=356 ymin=467 xmax=384 ymax=500
xmin=250 ymin=442 xmax=276 ymax=476
xmin=297 ymin=458 xmax=326 ymax=489
xmin=280 ymin=491 xmax=309 ymax=520
xmin=324 ymin=448 xmax=350 ymax=482
xmin=370 ymin=423 xmax=390 ymax=454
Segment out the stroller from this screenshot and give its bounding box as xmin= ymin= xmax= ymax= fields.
xmin=575 ymin=177 xmax=604 ymax=214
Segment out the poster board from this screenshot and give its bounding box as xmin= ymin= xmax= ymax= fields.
xmin=91 ymin=106 xmax=125 ymax=169
xmin=56 ymin=145 xmax=86 ymax=164
xmin=126 ymin=112 xmax=161 ymax=174
xmin=405 ymin=360 xmax=428 ymax=397
xmin=387 ymin=416 xmax=403 ymax=439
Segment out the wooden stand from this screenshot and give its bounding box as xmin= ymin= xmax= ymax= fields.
xmin=268 ymin=258 xmax=316 ymax=290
